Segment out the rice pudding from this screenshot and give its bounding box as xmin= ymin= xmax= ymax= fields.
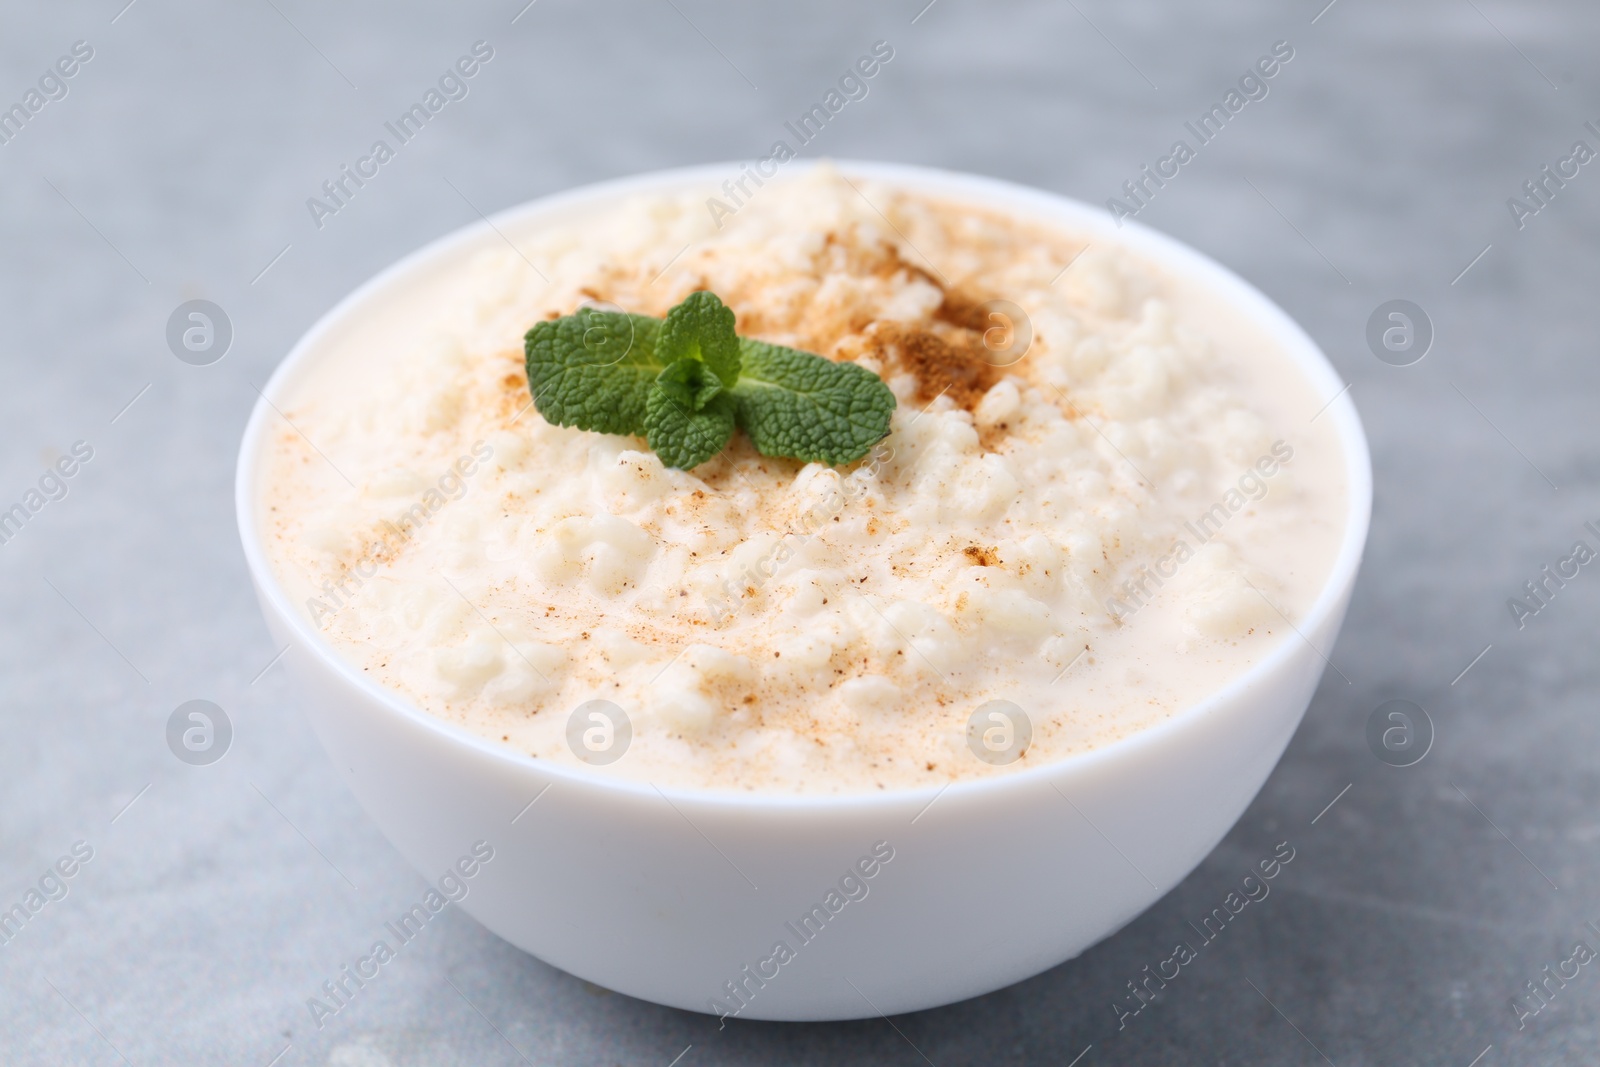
xmin=254 ymin=164 xmax=1346 ymax=793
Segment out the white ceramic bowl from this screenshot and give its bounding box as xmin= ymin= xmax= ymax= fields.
xmin=236 ymin=161 xmax=1371 ymax=1021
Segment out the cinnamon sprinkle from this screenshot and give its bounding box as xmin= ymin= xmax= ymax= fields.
xmin=866 ymin=320 xmax=997 ymax=411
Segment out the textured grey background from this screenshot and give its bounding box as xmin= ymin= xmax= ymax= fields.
xmin=1 ymin=0 xmax=1596 ymax=1063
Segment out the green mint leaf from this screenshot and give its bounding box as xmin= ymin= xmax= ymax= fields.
xmin=645 ymin=359 xmax=736 ymax=469
xmin=658 ymin=356 xmax=725 ymax=411
xmin=524 ymin=308 xmax=665 ymax=436
xmin=521 ymin=291 xmax=897 ymax=469
xmin=729 ymin=339 xmax=896 ymax=465
xmin=658 ymin=290 xmax=741 ymax=387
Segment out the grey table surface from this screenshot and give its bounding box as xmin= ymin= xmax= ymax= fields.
xmin=2 ymin=0 xmax=1597 ymax=1063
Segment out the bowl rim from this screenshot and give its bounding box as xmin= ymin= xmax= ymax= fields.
xmin=235 ymin=158 xmax=1372 ymax=812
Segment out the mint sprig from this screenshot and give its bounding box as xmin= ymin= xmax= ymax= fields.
xmin=524 ymin=291 xmax=895 ymax=469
